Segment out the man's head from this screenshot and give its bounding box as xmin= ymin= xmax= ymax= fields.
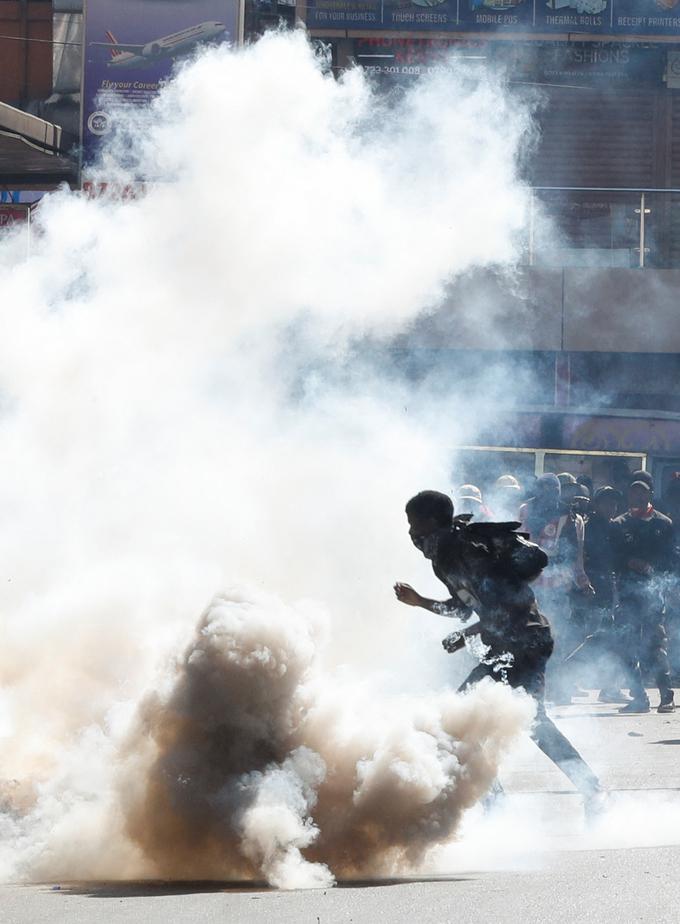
xmin=456 ymin=483 xmax=482 ymax=516
xmin=630 ymin=469 xmax=653 ymax=493
xmin=534 ymin=472 xmax=561 ymax=505
xmin=593 ymin=486 xmax=621 ymax=520
xmin=628 ymin=480 xmax=652 ymax=512
xmin=490 ymin=474 xmax=521 ymax=517
xmin=561 ymin=474 xmax=589 ymax=507
xmin=405 ymin=490 xmax=454 ymax=557
xmin=491 ymin=475 xmax=522 ymax=504
xmin=496 ymin=474 xmax=521 ymax=493
xmin=557 ymin=472 xmax=577 ymax=489
xmin=577 ymin=474 xmax=594 ymax=495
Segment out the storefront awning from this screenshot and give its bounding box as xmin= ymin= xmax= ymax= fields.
xmin=0 ymin=101 xmax=78 ymax=188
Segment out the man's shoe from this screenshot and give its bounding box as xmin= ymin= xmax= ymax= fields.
xmin=598 ymin=689 xmax=631 ymax=703
xmin=658 ymin=700 xmax=676 ymax=714
xmin=481 ymin=778 xmax=506 ymax=812
xmin=619 ymin=699 xmax=650 ymax=714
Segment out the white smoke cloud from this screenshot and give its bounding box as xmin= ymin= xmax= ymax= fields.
xmin=0 ymin=32 xmax=538 ymax=887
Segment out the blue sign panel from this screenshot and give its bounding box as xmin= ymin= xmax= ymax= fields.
xmin=458 ymin=0 xmax=534 ymax=33
xmin=614 ymin=0 xmax=680 ymax=34
xmin=306 ymin=1 xmax=456 ymax=31
xmin=305 ymin=0 xmax=680 ymax=34
xmin=534 ymin=0 xmax=611 ymax=33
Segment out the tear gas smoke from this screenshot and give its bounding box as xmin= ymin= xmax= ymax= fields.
xmin=0 ymin=32 xmax=537 ymax=887
xmin=120 ymin=590 xmax=533 ymax=887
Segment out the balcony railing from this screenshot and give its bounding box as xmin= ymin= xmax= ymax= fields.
xmin=527 ymin=187 xmax=680 ymax=270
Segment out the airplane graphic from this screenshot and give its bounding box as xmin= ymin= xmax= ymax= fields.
xmin=92 ymin=21 xmax=227 ymax=69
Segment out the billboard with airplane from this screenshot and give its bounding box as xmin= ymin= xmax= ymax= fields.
xmin=82 ymin=0 xmax=242 ymax=163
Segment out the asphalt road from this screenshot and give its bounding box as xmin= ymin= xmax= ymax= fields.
xmin=4 ymin=693 xmax=680 ymax=924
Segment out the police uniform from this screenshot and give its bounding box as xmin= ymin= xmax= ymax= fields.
xmin=613 ymin=507 xmax=675 ymax=708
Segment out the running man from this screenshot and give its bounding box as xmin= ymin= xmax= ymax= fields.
xmin=394 ymin=490 xmax=604 ymax=815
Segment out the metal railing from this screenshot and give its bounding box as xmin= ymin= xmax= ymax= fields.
xmin=527 ymin=187 xmax=680 ymax=271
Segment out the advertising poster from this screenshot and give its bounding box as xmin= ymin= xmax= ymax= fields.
xmin=305 ymin=0 xmax=381 ymax=29
xmin=534 ymin=0 xmax=610 ymax=33
xmin=83 ymin=0 xmax=241 ymax=161
xmin=304 ymin=0 xmax=680 ymax=34
xmin=614 ymin=0 xmax=680 ymax=35
xmin=382 ymin=0 xmax=458 ymax=30
xmin=457 ymin=0 xmax=533 ymax=33
xmin=305 ymin=0 xmax=458 ymax=31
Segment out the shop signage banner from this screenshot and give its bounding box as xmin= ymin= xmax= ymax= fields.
xmin=534 ymin=42 xmax=665 ymax=82
xmin=614 ymin=0 xmax=680 ymax=35
xmin=304 ymin=0 xmax=680 ymax=35
xmin=534 ymin=0 xmax=610 ymax=34
xmin=457 ymin=0 xmax=534 ymax=33
xmin=82 ymin=0 xmax=241 ymax=161
xmin=353 ymin=37 xmax=665 ymax=83
xmin=353 ymin=37 xmax=478 ymax=75
xmin=304 ymin=0 xmax=457 ymax=30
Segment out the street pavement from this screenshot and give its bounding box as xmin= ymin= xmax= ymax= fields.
xmin=3 ymin=692 xmax=680 ymax=924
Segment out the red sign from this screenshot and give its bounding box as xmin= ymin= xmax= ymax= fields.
xmin=0 ymin=206 xmax=30 ymax=229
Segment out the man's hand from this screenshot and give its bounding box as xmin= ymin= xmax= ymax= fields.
xmin=442 ymin=631 xmax=465 ymax=654
xmin=574 ymin=571 xmax=595 ymax=596
xmin=394 ymin=582 xmax=424 ymax=607
xmin=627 ymin=558 xmax=653 ymax=576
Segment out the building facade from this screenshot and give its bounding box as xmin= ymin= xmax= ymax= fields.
xmin=297 ymin=0 xmax=680 ymax=494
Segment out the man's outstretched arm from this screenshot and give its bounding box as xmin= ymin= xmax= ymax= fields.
xmin=394 ymin=582 xmax=471 ymax=618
